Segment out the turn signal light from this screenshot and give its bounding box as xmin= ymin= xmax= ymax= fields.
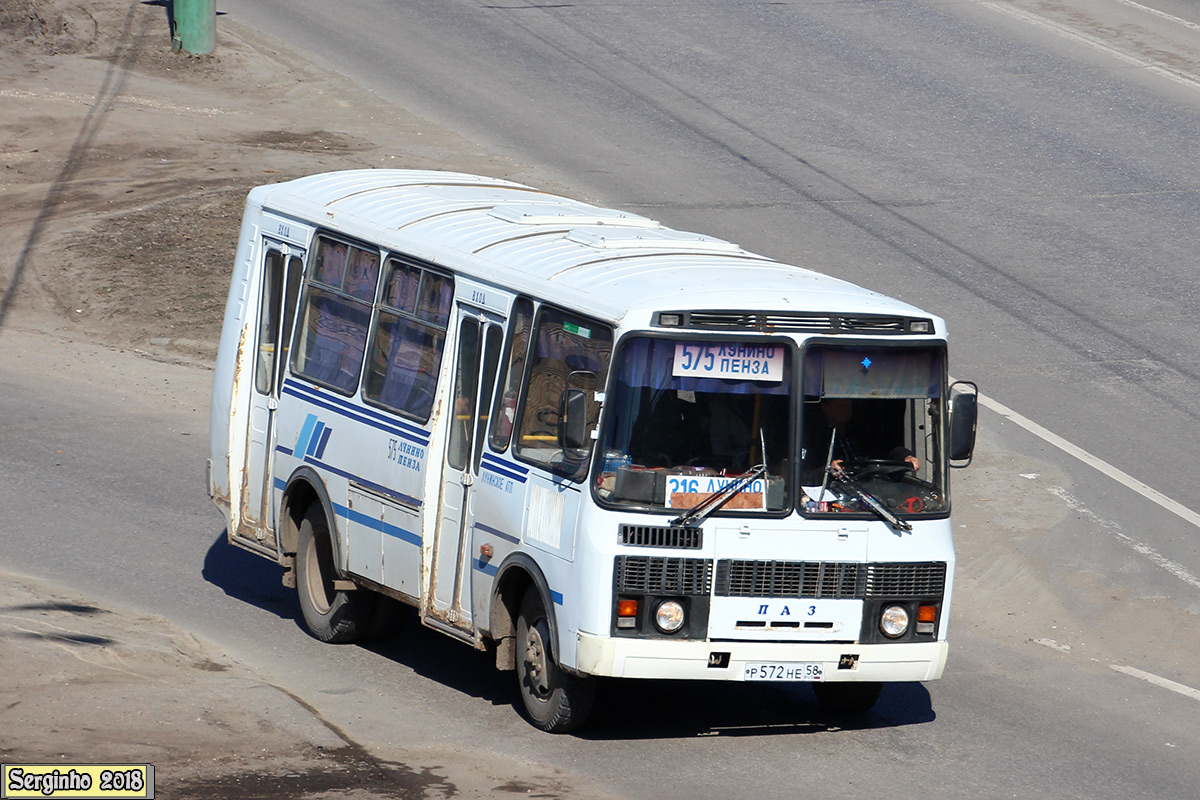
xmin=917 ymin=605 xmax=937 ymax=635
xmin=617 ymin=598 xmax=638 ymax=629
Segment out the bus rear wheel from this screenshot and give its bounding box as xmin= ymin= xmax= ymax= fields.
xmin=516 ymin=589 xmax=595 ymax=733
xmin=295 ymin=505 xmax=375 ymax=643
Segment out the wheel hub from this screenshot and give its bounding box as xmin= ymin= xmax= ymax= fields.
xmin=524 ymin=625 xmax=550 ymax=696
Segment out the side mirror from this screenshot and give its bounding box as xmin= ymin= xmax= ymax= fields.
xmin=558 ymin=388 xmax=589 ymax=451
xmin=949 ymin=381 xmax=978 ymax=467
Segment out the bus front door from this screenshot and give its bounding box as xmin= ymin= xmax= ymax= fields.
xmin=427 ymin=309 xmax=503 ymax=634
xmin=236 ymin=242 xmax=302 ymax=551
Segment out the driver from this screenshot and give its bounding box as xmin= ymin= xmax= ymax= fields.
xmin=802 ymin=397 xmax=919 ymax=483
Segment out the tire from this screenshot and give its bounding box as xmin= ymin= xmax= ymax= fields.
xmin=295 ymin=505 xmax=375 ymax=643
xmin=813 ymin=681 xmax=883 ymax=715
xmin=516 ymin=589 xmax=595 ymax=733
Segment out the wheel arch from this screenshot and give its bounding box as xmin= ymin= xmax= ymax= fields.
xmin=280 ymin=465 xmax=338 ymax=562
xmin=490 ymin=552 xmax=557 ymax=672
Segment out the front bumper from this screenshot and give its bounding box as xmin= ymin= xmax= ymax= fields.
xmin=575 ymin=632 xmax=948 ymax=683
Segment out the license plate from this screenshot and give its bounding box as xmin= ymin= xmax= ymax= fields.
xmin=743 ymin=662 xmax=824 ymax=682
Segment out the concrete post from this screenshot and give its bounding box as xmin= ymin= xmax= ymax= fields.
xmin=171 ymin=0 xmax=216 ymax=55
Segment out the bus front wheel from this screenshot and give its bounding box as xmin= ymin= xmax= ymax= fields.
xmin=516 ymin=589 xmax=595 ymax=733
xmin=295 ymin=505 xmax=375 ymax=643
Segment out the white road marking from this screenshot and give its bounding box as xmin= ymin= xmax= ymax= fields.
xmin=976 ymin=391 xmax=1200 ymax=532
xmin=1112 ymin=0 xmax=1200 ymax=32
xmin=1112 ymin=665 xmax=1200 ymax=702
xmin=1046 ymin=486 xmax=1200 ymax=591
xmin=965 ymin=390 xmax=1200 ymax=590
xmin=976 ymin=0 xmax=1200 ymax=91
xmin=1032 ymin=638 xmax=1072 ymax=653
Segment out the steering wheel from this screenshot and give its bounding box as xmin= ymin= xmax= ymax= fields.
xmin=843 ymin=459 xmax=914 ymax=480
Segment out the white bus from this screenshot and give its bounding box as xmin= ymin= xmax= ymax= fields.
xmin=208 ymin=169 xmax=978 ymax=732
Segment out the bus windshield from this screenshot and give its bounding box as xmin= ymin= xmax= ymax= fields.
xmin=596 ymin=337 xmax=792 ymax=513
xmin=595 ymin=337 xmax=949 ymax=520
xmin=799 ymin=344 xmax=948 ymax=521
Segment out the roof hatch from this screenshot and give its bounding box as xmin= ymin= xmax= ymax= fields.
xmin=490 ymin=204 xmax=661 ymax=228
xmin=565 ymin=227 xmax=743 ymax=252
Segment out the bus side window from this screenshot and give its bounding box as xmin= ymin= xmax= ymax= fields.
xmin=291 ymin=236 xmax=379 ymax=395
xmin=362 ymin=259 xmax=454 ymax=422
xmin=254 ymin=250 xmax=305 ymax=396
xmin=254 ymin=249 xmax=285 ymax=395
xmin=488 ymin=297 xmax=534 ymax=452
xmin=513 ymin=307 xmax=612 ymax=481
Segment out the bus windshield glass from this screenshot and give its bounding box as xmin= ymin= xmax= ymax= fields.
xmin=596 ymin=338 xmax=791 ymax=513
xmin=595 ymin=337 xmax=949 ymax=520
xmin=799 ymin=344 xmax=948 ymax=520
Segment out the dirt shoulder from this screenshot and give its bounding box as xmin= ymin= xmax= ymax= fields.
xmin=0 ymin=0 xmax=533 ymax=363
xmin=0 ymin=1 xmax=570 ymax=797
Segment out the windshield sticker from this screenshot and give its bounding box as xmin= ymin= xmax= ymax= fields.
xmin=666 ymin=474 xmax=765 ymax=509
xmin=563 ymin=321 xmax=592 ymax=339
xmin=672 ymin=343 xmax=784 ymax=382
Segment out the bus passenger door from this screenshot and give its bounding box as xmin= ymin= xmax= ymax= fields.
xmin=236 ymin=242 xmax=303 ymax=550
xmin=428 ymin=309 xmax=503 ymax=633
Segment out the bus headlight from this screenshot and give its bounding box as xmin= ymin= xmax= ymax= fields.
xmin=654 ymin=600 xmax=686 ymax=634
xmin=880 ymin=605 xmax=910 ymax=638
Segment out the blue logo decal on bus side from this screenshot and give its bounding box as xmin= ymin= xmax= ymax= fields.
xmin=294 ymin=413 xmax=333 ymax=459
xmin=277 ymin=413 xmax=423 ymax=509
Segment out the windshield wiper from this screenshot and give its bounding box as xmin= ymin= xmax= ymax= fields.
xmin=670 ymin=464 xmax=767 ymax=528
xmin=827 ymin=464 xmax=912 ymax=532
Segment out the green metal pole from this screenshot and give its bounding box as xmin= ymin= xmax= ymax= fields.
xmin=171 ymin=0 xmax=216 ymax=55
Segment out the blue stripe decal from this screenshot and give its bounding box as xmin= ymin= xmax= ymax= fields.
xmin=469 ymin=561 xmax=561 ymax=606
xmin=277 ymin=445 xmax=294 ymax=457
xmin=305 ymin=456 xmax=423 ymax=509
xmin=314 ymin=425 xmax=333 ymax=458
xmin=294 ymin=413 xmax=318 ymax=457
xmin=273 ymin=477 xmax=287 ymax=491
xmin=480 ymin=453 xmax=529 ymax=483
xmin=474 ymin=558 xmax=499 ymax=577
xmin=474 ymin=521 xmax=520 ymax=545
xmin=286 ymin=379 xmax=429 ymax=438
xmin=283 ymin=381 xmax=430 ymax=446
xmin=333 ymin=502 xmax=421 ymax=547
xmin=306 ymin=421 xmax=327 ymax=456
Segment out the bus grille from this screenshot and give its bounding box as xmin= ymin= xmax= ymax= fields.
xmin=715 ymin=560 xmax=947 ymax=599
xmin=614 ymin=556 xmax=712 ymax=596
xmin=619 ymin=524 xmax=703 ymax=549
xmin=716 ymin=560 xmax=864 ymax=599
xmin=664 ymin=311 xmax=925 ymax=335
xmin=864 ymin=562 xmax=947 ymax=598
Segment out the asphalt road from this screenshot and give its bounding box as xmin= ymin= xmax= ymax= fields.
xmin=4 ymin=1 xmax=1200 ymax=798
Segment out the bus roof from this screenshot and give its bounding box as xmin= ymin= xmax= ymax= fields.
xmin=248 ymin=169 xmax=943 ymax=332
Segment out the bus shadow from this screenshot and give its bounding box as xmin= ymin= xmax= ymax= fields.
xmin=366 ymin=625 xmax=513 ymax=706
xmin=362 ymin=634 xmax=939 ymax=738
xmin=579 ymin=679 xmax=936 ymax=740
xmin=201 ymin=532 xmax=936 ymax=736
xmin=200 ymin=531 xmax=513 ymax=704
xmin=201 ymin=530 xmax=297 ymax=621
